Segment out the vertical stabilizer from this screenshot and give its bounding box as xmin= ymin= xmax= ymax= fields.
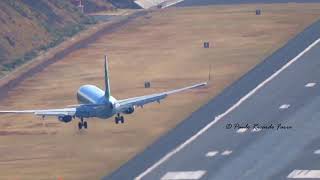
xmin=104 ymin=55 xmax=111 ymax=99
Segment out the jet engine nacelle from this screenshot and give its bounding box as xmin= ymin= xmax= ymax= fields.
xmin=58 ymin=115 xmax=73 ymax=123
xmin=122 ymin=106 xmax=135 ymax=114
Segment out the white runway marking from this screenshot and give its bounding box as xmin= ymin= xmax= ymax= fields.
xmin=161 ymin=170 xmax=206 ymax=180
xmin=288 ymin=170 xmax=320 ymax=178
xmin=305 ymin=82 xmax=316 ymax=88
xmin=161 ymin=0 xmax=185 ymax=8
xmin=206 ymin=151 xmax=219 ymax=157
xmin=236 ymin=128 xmax=248 ymax=133
xmin=221 ymin=150 xmax=233 ymax=156
xmin=314 ymin=149 xmax=320 ymax=154
xmin=134 ymin=38 xmax=320 ymax=180
xmin=134 ymin=0 xmax=185 ymax=9
xmin=251 ymin=128 xmax=262 ymax=132
xmin=279 ymin=104 xmax=290 ymax=110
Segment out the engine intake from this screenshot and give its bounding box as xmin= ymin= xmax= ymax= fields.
xmin=58 ymin=115 xmax=73 ymax=123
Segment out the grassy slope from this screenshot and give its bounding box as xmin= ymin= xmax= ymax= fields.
xmin=0 ymin=0 xmax=94 ymax=76
xmin=79 ymin=0 xmax=116 ymax=13
xmin=0 ymin=3 xmax=320 ymax=180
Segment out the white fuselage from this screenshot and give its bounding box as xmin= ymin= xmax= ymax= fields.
xmin=76 ymin=85 xmax=117 ymax=119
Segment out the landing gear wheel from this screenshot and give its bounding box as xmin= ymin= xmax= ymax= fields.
xmin=120 ymin=116 xmax=124 ymax=123
xmin=115 ymin=113 xmax=123 ymax=124
xmin=115 ymin=117 xmax=119 ymax=124
xmin=78 ymin=122 xmax=83 ymax=129
xmin=83 ymin=121 xmax=88 ymax=129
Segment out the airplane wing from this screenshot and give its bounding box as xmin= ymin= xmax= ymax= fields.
xmin=67 ymin=104 xmax=105 ymax=108
xmin=116 ymin=82 xmax=207 ymax=112
xmin=0 ymin=82 xmax=207 ymax=117
xmin=0 ymin=108 xmax=76 ymax=117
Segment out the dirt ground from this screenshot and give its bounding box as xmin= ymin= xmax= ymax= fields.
xmin=1 ymin=3 xmax=320 ymax=180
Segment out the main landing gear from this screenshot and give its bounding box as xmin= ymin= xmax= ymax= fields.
xmin=78 ymin=117 xmax=88 ymax=129
xmin=115 ymin=113 xmax=124 ymax=124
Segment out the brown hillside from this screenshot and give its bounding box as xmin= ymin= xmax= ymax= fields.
xmin=0 ymin=0 xmax=95 ymax=76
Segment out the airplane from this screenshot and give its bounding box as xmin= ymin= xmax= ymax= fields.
xmin=0 ymin=55 xmax=207 ymax=130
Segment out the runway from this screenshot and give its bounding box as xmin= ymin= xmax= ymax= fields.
xmin=137 ymin=36 xmax=320 ymax=180
xmin=105 ymin=14 xmax=320 ymax=180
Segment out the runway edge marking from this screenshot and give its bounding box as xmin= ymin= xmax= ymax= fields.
xmin=134 ymin=38 xmax=320 ymax=180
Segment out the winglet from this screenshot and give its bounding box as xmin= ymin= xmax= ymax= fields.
xmin=104 ymin=55 xmax=111 ymax=99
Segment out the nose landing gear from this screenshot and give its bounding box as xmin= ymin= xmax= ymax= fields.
xmin=115 ymin=113 xmax=124 ymax=124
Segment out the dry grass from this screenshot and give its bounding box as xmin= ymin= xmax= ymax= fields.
xmin=0 ymin=3 xmax=320 ymax=180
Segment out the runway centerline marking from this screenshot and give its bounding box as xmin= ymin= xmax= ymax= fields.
xmin=206 ymin=151 xmax=219 ymax=157
xmin=237 ymin=128 xmax=248 ymax=133
xmin=314 ymin=149 xmax=320 ymax=154
xmin=279 ymin=104 xmax=290 ymax=110
xmin=135 ymin=38 xmax=320 ymax=180
xmin=288 ymin=170 xmax=320 ymax=178
xmin=305 ymin=82 xmax=316 ymax=88
xmin=251 ymin=128 xmax=262 ymax=132
xmin=221 ymin=150 xmax=233 ymax=156
xmin=161 ymin=170 xmax=206 ymax=180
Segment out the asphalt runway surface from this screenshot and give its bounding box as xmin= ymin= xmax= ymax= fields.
xmin=138 ymin=31 xmax=320 ymax=180
xmin=105 ymin=15 xmax=320 ymax=180
xmin=176 ymin=0 xmax=320 ymax=7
